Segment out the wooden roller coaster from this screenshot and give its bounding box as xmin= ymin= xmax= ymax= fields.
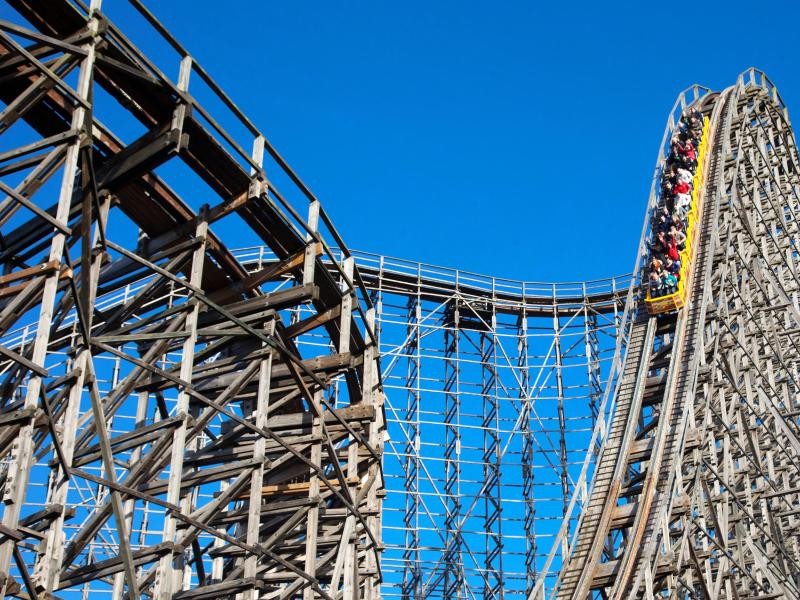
xmin=2 ymin=0 xmax=800 ymax=598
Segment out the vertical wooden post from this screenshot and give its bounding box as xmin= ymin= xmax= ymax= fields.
xmin=171 ymin=56 xmax=192 ymax=146
xmin=243 ymin=321 xmax=274 ymax=598
xmin=340 ymin=257 xmax=354 ymax=353
xmin=303 ymin=393 xmax=322 ymax=600
xmin=111 ymin=390 xmax=150 ymax=599
xmin=0 ymin=7 xmax=102 ymax=599
xmin=152 ymin=55 xmax=197 ymax=598
xmin=303 ymin=200 xmax=320 ymax=285
xmin=153 ymin=215 xmax=208 ymax=598
xmin=362 ymin=307 xmax=383 ymax=600
xmin=329 ymin=256 xmax=359 ymax=596
xmin=341 ymin=256 xmax=357 ymax=598
xmin=241 ymin=131 xmax=269 ymax=599
xmin=34 ymin=191 xmax=112 ymax=594
xmin=212 ymin=481 xmax=228 ymax=582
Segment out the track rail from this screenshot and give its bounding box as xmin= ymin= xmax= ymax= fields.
xmin=555 ymin=69 xmax=800 ymax=599
xmin=554 ymin=314 xmax=656 ymax=597
xmin=554 ymin=87 xmax=731 ymax=598
xmin=608 ymin=87 xmax=733 ymax=597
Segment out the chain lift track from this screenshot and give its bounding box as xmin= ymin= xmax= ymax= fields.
xmin=553 ymin=71 xmax=800 ymax=599
xmin=553 ymin=89 xmax=728 ymax=600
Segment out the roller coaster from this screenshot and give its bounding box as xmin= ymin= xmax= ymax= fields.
xmin=0 ymin=0 xmax=799 ymax=599
xmin=644 ymin=115 xmax=710 ymax=315
xmin=554 ymin=75 xmax=800 ymax=598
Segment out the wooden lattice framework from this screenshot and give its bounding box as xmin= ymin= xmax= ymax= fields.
xmin=3 ymin=1 xmax=800 ymax=599
xmin=553 ymin=71 xmax=800 ymax=599
xmin=0 ymin=1 xmax=384 ymax=599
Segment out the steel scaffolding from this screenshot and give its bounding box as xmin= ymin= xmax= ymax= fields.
xmin=345 ymin=251 xmax=628 ymax=598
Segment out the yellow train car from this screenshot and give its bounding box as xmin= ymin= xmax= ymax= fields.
xmin=645 ymin=116 xmax=710 ymax=315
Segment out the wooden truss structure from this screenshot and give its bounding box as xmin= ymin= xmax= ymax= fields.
xmin=553 ymin=70 xmax=800 ymax=598
xmin=3 ymin=0 xmax=800 ymax=599
xmin=0 ymin=1 xmax=384 ymax=599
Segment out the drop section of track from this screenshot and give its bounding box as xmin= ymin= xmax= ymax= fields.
xmin=554 ymin=88 xmax=731 ymax=599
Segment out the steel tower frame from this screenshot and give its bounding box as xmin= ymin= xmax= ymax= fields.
xmin=348 ymin=251 xmax=627 ymax=598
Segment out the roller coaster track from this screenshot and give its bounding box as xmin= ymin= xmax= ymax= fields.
xmin=554 ymin=89 xmax=727 ymax=599
xmin=3 ymin=0 xmax=800 ymax=598
xmin=551 ymin=71 xmax=800 ymax=598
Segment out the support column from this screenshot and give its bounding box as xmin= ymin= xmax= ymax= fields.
xmin=362 ymin=307 xmax=383 ymax=600
xmin=303 ymin=200 xmax=320 ymax=285
xmin=552 ymin=299 xmax=569 ymax=517
xmin=35 ymin=191 xmax=112 ymax=593
xmin=0 ymin=5 xmax=102 ymax=597
xmin=517 ymin=304 xmax=537 ymax=594
xmin=303 ymin=392 xmax=322 ymax=600
xmin=340 ymin=257 xmax=359 ymax=600
xmin=245 ymin=320 xmax=275 ymax=599
xmin=111 ymin=390 xmax=150 ymax=599
xmin=153 ymin=214 xmax=208 ymax=598
xmin=481 ymin=312 xmax=503 ymax=599
xmin=442 ymin=296 xmax=463 ymax=599
xmin=401 ymin=287 xmax=421 ymax=600
xmin=583 ymin=303 xmax=602 ymax=456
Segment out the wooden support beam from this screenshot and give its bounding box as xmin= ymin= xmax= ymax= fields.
xmin=153 ymin=215 xmax=207 ymax=599
xmin=243 ymin=320 xmax=273 ymax=599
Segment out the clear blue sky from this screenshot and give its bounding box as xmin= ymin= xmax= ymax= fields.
xmin=20 ymin=1 xmax=800 ymax=281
